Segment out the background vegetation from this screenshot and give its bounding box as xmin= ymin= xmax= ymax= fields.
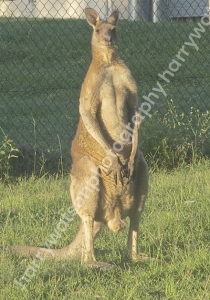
xmin=0 ymin=18 xmax=210 ymax=176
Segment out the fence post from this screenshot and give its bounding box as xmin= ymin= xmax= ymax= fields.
xmin=209 ymin=0 xmax=210 ymax=21
xmin=152 ymin=0 xmax=169 ymax=22
xmin=106 ymin=0 xmax=113 ymax=16
xmin=128 ymin=0 xmax=150 ymax=21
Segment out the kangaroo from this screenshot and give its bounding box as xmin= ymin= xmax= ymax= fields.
xmin=2 ymin=8 xmax=148 ymax=269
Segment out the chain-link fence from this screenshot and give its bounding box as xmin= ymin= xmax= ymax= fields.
xmin=0 ymin=1 xmax=210 ymax=176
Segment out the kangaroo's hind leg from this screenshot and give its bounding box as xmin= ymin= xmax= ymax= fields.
xmin=70 ymin=156 xmax=111 ymax=268
xmin=126 ymin=151 xmax=149 ymax=260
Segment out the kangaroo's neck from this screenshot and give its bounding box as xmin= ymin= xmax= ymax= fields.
xmin=91 ymin=45 xmax=119 ymax=66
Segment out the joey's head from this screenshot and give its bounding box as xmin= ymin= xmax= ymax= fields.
xmin=85 ymin=8 xmax=119 ymax=48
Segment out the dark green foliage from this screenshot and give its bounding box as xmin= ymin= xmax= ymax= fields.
xmin=0 ymin=18 xmax=209 ymax=176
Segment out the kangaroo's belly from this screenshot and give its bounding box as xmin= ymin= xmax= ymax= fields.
xmin=71 ymin=118 xmax=132 ymax=165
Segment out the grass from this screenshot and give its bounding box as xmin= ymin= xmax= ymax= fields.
xmin=1 ymin=160 xmax=210 ymax=299
xmin=0 ymin=18 xmax=210 ymax=174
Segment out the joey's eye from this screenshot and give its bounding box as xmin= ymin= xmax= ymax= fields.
xmin=95 ymin=29 xmax=100 ymax=33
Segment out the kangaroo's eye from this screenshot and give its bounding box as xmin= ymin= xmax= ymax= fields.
xmin=95 ymin=29 xmax=100 ymax=33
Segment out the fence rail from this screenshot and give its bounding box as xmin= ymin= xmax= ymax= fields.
xmin=0 ymin=0 xmax=209 ymax=20
xmin=0 ymin=1 xmax=210 ymax=176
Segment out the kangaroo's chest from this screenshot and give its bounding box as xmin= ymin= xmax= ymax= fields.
xmin=99 ymin=69 xmax=129 ymax=121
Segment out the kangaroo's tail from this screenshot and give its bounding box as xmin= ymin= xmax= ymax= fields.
xmin=1 ymin=222 xmax=83 ymax=260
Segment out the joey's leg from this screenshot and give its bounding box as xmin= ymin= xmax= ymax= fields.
xmin=127 ymin=151 xmax=148 ymax=260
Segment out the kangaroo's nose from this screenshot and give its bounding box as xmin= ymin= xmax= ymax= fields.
xmin=105 ymin=36 xmax=112 ymax=42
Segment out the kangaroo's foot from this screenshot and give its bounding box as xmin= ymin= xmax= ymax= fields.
xmin=84 ymin=261 xmax=114 ymax=270
xmin=125 ymin=252 xmax=150 ymax=262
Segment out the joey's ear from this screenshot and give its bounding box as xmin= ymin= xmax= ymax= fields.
xmin=107 ymin=10 xmax=119 ymax=25
xmin=85 ymin=8 xmax=100 ymax=27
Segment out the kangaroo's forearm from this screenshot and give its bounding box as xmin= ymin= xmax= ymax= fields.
xmin=81 ymin=112 xmax=112 ymax=153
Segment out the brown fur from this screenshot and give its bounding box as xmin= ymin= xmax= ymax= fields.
xmin=70 ymin=8 xmax=148 ymax=267
xmin=2 ymin=8 xmax=148 ymax=268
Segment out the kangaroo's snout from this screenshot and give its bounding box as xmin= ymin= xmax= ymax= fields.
xmin=104 ymin=34 xmax=113 ymax=46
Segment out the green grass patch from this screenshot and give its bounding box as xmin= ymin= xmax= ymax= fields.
xmin=1 ymin=160 xmax=210 ymax=299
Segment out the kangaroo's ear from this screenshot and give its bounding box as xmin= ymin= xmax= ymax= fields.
xmin=107 ymin=10 xmax=119 ymax=25
xmin=85 ymin=8 xmax=100 ymax=27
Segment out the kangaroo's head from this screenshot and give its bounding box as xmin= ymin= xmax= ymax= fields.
xmin=85 ymin=8 xmax=119 ymax=48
